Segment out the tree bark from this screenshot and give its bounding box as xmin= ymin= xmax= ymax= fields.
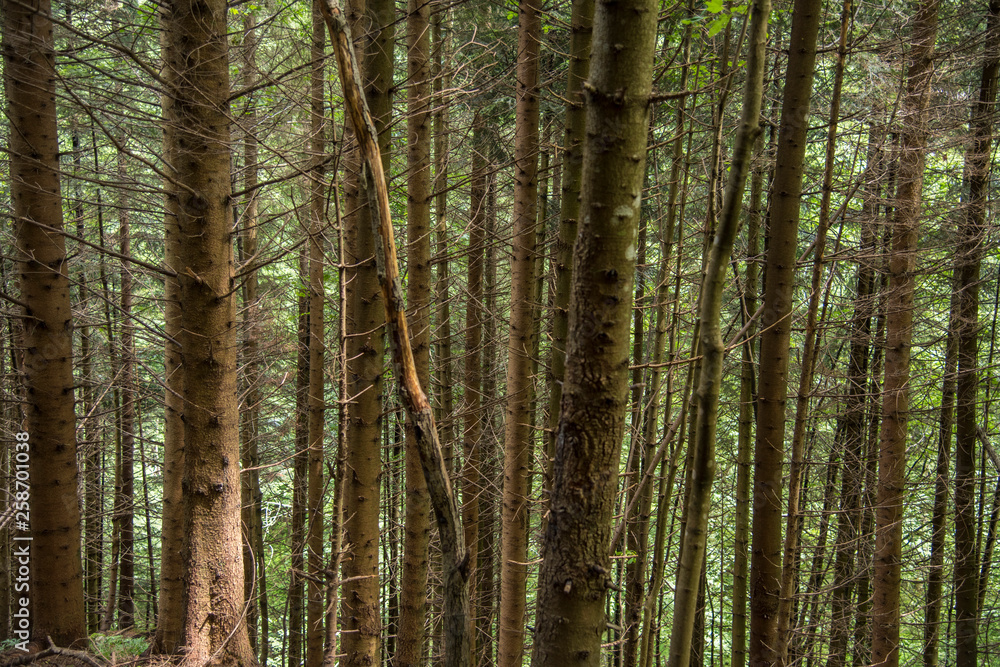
xmin=955 ymin=5 xmax=999 ymax=665
xmin=871 ymin=3 xmax=939 ymax=665
xmin=339 ymin=0 xmax=391 ymax=663
xmin=498 ymin=0 xmax=541 ymax=662
xmin=749 ymin=1 xmax=821 ymax=663
xmin=161 ymin=0 xmax=258 ymax=662
xmin=529 ymin=0 xmax=658 ymax=662
xmin=3 ymin=0 xmax=87 ymax=647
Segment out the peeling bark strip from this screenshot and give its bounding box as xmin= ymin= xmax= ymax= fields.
xmin=318 ymin=2 xmax=469 ymax=665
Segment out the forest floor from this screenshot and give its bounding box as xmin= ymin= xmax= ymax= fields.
xmin=0 ymin=646 xmax=171 ymax=667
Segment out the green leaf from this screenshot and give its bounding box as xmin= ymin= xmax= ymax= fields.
xmin=708 ymin=14 xmax=730 ymax=37
xmin=705 ymin=0 xmax=724 ymax=13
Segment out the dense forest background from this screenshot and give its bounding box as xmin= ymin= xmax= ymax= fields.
xmin=2 ymin=0 xmax=1000 ymax=665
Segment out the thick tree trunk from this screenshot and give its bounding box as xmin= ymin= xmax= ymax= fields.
xmin=529 ymin=0 xmax=658 ymax=662
xmin=3 ymin=0 xmax=86 ymax=647
xmin=398 ymin=0 xmax=434 ymax=661
xmin=955 ymin=5 xmax=999 ymax=665
xmin=498 ymin=0 xmax=541 ymax=663
xmin=161 ymin=0 xmax=258 ymax=663
xmin=871 ymin=3 xmax=939 ymax=666
xmin=750 ymin=1 xmax=821 ymax=663
xmin=340 ymin=0 xmax=391 ymax=662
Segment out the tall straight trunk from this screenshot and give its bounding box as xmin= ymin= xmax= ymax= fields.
xmin=545 ymin=0 xmax=593 ymax=505
xmin=734 ymin=126 xmax=764 ymax=667
xmin=161 ymin=0 xmax=257 ymax=662
xmin=463 ymin=113 xmax=487 ymax=661
xmin=529 ymin=0 xmax=658 ymax=661
xmin=340 ymin=0 xmax=391 ymax=662
xmin=749 ymin=2 xmax=821 ymax=664
xmin=397 ymin=0 xmax=434 ymax=661
xmin=305 ymin=4 xmax=327 ymax=665
xmin=154 ymin=2 xmax=185 ymax=651
xmin=477 ymin=172 xmax=500 ymax=667
xmin=775 ymin=3 xmax=848 ymax=657
xmin=828 ymin=121 xmax=883 ymax=667
xmin=239 ymin=10 xmax=267 ymax=660
xmin=117 ymin=151 xmax=136 ymax=630
xmin=955 ymin=5 xmax=999 ymax=665
xmin=669 ymin=3 xmax=769 ymax=667
xmin=290 ymin=246 xmax=310 ymax=666
xmin=871 ymin=3 xmax=939 ymax=666
xmin=498 ymin=0 xmax=541 ymax=663
xmin=3 ymin=0 xmax=86 ymax=647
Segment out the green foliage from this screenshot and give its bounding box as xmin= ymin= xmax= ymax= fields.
xmin=89 ymin=633 xmax=148 ymax=661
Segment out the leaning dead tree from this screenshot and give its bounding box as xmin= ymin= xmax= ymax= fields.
xmin=317 ymin=1 xmax=470 ymax=666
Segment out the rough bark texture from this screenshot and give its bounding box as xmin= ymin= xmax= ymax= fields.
xmin=339 ymin=0 xmax=390 ymax=662
xmin=3 ymin=0 xmax=87 ymax=647
xmin=398 ymin=0 xmax=434 ymax=661
xmin=161 ymin=0 xmax=258 ymax=663
xmin=749 ymin=1 xmax=821 ymax=663
xmin=955 ymin=5 xmax=999 ymax=665
xmin=871 ymin=3 xmax=939 ymax=665
xmin=545 ymin=0 xmax=593 ymax=507
xmin=498 ymin=0 xmax=541 ymax=663
xmin=529 ymin=0 xmax=658 ymax=663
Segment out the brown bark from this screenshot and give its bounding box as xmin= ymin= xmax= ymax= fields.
xmin=529 ymin=0 xmax=658 ymax=662
xmin=955 ymin=5 xmax=999 ymax=665
xmin=290 ymin=246 xmax=310 ymax=667
xmin=871 ymin=3 xmax=939 ymax=665
xmin=318 ymin=2 xmax=469 ymax=663
xmin=117 ymin=150 xmax=136 ymax=631
xmin=397 ymin=0 xmax=434 ymax=661
xmin=340 ymin=0 xmax=391 ymax=662
xmin=3 ymin=0 xmax=86 ymax=647
xmin=161 ymin=0 xmax=258 ymax=662
xmin=498 ymin=0 xmax=541 ymax=662
xmin=750 ymin=1 xmax=821 ymax=663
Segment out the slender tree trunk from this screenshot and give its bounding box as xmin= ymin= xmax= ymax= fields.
xmin=750 ymin=2 xmax=821 ymax=663
xmin=306 ymin=3 xmax=328 ymax=665
xmin=529 ymin=0 xmax=658 ymax=661
xmin=3 ymin=0 xmax=86 ymax=647
xmin=775 ymin=3 xmax=848 ymax=657
xmin=238 ymin=10 xmax=267 ymax=660
xmin=828 ymin=121 xmax=884 ymax=667
xmin=340 ymin=0 xmax=391 ymax=662
xmin=871 ymin=3 xmax=939 ymax=665
xmin=545 ymin=0 xmax=593 ymax=510
xmin=955 ymin=5 xmax=999 ymax=665
xmin=117 ymin=150 xmax=136 ymax=631
xmin=498 ymin=0 xmax=541 ymax=662
xmin=290 ymin=246 xmax=310 ymax=667
xmin=463 ymin=113 xmax=487 ymax=662
xmin=154 ymin=1 xmax=185 ymax=651
xmin=397 ymin=0 xmax=434 ymax=661
xmin=669 ymin=3 xmax=768 ymax=666
xmin=161 ymin=0 xmax=258 ymax=662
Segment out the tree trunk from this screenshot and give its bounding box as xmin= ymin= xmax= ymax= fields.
xmin=955 ymin=5 xmax=999 ymax=665
xmin=750 ymin=1 xmax=821 ymax=663
xmin=3 ymin=0 xmax=86 ymax=647
xmin=529 ymin=0 xmax=658 ymax=661
xmin=290 ymin=246 xmax=310 ymax=667
xmin=117 ymin=149 xmax=136 ymax=631
xmin=775 ymin=2 xmax=846 ymax=657
xmin=498 ymin=0 xmax=541 ymax=662
xmin=669 ymin=2 xmax=769 ymax=666
xmin=340 ymin=0 xmax=391 ymax=662
xmin=398 ymin=0 xmax=434 ymax=660
xmin=871 ymin=3 xmax=939 ymax=665
xmin=162 ymin=0 xmax=258 ymax=662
